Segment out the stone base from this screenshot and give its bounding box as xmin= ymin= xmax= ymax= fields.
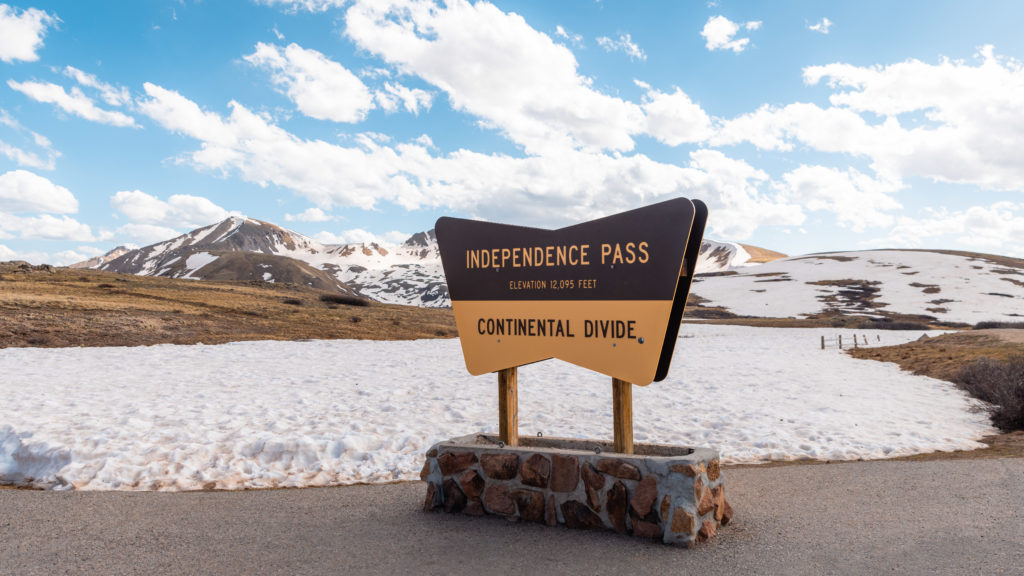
xmin=421 ymin=434 xmax=731 ymax=546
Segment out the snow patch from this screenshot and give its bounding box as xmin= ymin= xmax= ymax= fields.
xmin=181 ymin=252 xmax=218 ymax=279
xmin=0 ymin=326 xmax=993 ymax=491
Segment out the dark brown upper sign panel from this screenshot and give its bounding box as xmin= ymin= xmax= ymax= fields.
xmin=436 ymin=198 xmax=707 ymax=385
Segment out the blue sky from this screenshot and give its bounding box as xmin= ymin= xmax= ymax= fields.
xmin=2 ymin=0 xmax=1024 ymax=265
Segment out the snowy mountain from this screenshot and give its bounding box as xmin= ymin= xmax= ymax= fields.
xmin=68 ymin=246 xmax=132 ymax=269
xmin=85 ymin=217 xmax=776 ymax=307
xmin=690 ymin=250 xmax=1024 ymax=325
xmin=97 ymin=218 xmax=358 ymax=296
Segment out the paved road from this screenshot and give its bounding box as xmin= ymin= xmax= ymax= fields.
xmin=2 ymin=458 xmax=1022 ymax=576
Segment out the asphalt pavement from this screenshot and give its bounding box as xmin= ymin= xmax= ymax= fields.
xmin=2 ymin=457 xmax=1022 ymax=575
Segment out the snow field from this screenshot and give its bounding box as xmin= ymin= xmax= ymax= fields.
xmin=692 ymin=251 xmax=1024 ymax=323
xmin=0 ymin=325 xmax=994 ymax=491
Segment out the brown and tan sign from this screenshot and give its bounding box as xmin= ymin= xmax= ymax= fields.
xmin=436 ymin=198 xmax=707 ymax=386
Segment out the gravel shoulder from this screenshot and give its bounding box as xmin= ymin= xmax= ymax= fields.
xmin=2 ymin=458 xmax=1022 ymax=576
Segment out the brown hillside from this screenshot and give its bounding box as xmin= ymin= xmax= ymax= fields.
xmin=0 ymin=261 xmax=456 ymax=348
xmin=848 ymin=329 xmax=1024 ymax=382
xmin=738 ymin=243 xmax=787 ymax=263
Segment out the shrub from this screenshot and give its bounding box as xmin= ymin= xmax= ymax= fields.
xmin=320 ymin=293 xmax=369 ymax=307
xmin=974 ymin=321 xmax=1024 ymax=330
xmin=954 ymin=355 xmax=1024 ymax=431
xmin=282 ymin=298 xmax=303 ymax=306
xmin=859 ymin=320 xmax=931 ymax=330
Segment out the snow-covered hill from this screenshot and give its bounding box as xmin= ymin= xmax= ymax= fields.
xmin=691 ymin=250 xmax=1024 ymax=325
xmin=85 ymin=217 xmax=772 ymax=307
xmin=68 ymin=246 xmax=132 ymax=269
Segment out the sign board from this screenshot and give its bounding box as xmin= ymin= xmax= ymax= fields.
xmin=436 ymin=198 xmax=707 ymax=386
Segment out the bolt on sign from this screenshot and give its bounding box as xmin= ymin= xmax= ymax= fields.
xmin=436 ymin=198 xmax=707 ymax=386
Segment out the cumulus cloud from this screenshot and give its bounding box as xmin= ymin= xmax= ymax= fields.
xmin=0 ymin=4 xmax=57 ymax=63
xmin=877 ymin=202 xmax=1024 ymax=256
xmin=244 ymin=42 xmax=375 ymax=123
xmin=344 ymin=0 xmax=645 ymax=154
xmin=7 ymin=80 xmax=138 ymax=127
xmin=0 ymin=110 xmax=59 ymax=169
xmin=63 ymin=66 xmax=132 ymax=106
xmin=637 ymin=83 xmax=713 ymax=146
xmin=554 ymin=25 xmax=583 ymax=47
xmin=713 ymin=47 xmax=1024 ymax=195
xmin=778 ymin=165 xmax=902 ymax=232
xmin=314 ymin=228 xmax=410 ymax=245
xmin=596 ymin=34 xmax=646 ymax=61
xmin=0 ymin=212 xmax=105 ymax=241
xmin=256 ymin=0 xmax=347 ymax=12
xmin=110 ymin=189 xmax=235 ymax=230
xmin=374 ymin=82 xmax=433 ymax=115
xmin=285 ymin=207 xmax=332 ymax=222
xmin=701 ymin=15 xmax=760 ymax=53
xmin=0 ymin=169 xmax=77 ymax=213
xmin=137 ymin=82 xmax=802 ymax=237
xmin=809 ymin=18 xmax=832 ymax=34
xmin=114 ymin=223 xmax=183 ymax=245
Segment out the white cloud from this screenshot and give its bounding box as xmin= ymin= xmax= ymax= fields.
xmin=110 ymin=189 xmax=234 ymax=229
xmin=0 ymin=136 xmax=56 ymax=170
xmin=374 ymin=82 xmax=433 ymax=115
xmin=554 ymin=25 xmax=583 ymax=47
xmin=596 ymin=34 xmax=646 ymax=61
xmin=713 ymin=47 xmax=1024 ymax=194
xmin=0 ymin=169 xmax=77 ymax=213
xmin=256 ymin=0 xmax=347 ymax=12
xmin=639 ymin=84 xmax=712 ymax=146
xmin=809 ymin=18 xmax=832 ymax=34
xmin=314 ymin=228 xmax=410 ymax=245
xmin=344 ymin=0 xmax=645 ymax=154
xmin=0 ymin=244 xmax=15 ymax=259
xmin=778 ymin=165 xmax=902 ymax=232
xmin=243 ymin=42 xmax=375 ymax=123
xmin=877 ymin=202 xmax=1024 ymax=256
xmin=114 ymin=223 xmax=183 ymax=245
xmin=137 ymin=82 xmax=414 ymax=210
xmin=63 ymin=66 xmax=132 ymax=106
xmin=0 ymin=212 xmax=105 ymax=241
xmin=285 ymin=207 xmax=332 ymax=222
xmin=8 ymin=80 xmax=138 ymax=127
xmin=139 ymin=82 xmax=803 ymax=238
xmin=701 ymin=15 xmax=760 ymax=53
xmin=0 ymin=4 xmax=57 ymax=63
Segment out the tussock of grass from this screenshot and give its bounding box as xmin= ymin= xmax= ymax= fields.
xmin=974 ymin=321 xmax=1024 ymax=330
xmin=859 ymin=319 xmax=932 ymax=331
xmin=319 ymin=293 xmax=370 ymax=307
xmin=955 ymin=355 xmax=1024 ymax=431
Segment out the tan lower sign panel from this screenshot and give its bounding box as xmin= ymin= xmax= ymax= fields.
xmin=436 ymin=197 xmax=707 ymax=386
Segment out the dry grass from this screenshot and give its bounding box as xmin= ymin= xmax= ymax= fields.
xmin=847 ymin=330 xmax=1024 ymax=382
xmin=0 ymin=263 xmax=457 ymax=348
xmin=737 ymin=243 xmax=787 ymax=263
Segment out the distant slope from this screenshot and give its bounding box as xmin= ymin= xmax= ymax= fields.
xmin=690 ymin=249 xmax=1024 ymax=324
xmin=68 ymin=246 xmax=131 ymax=269
xmin=86 ymin=217 xmax=779 ymax=307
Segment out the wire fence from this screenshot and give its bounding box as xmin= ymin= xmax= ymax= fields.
xmin=821 ymin=333 xmax=882 ymax=349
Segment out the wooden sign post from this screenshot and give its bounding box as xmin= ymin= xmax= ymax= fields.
xmin=498 ymin=367 xmax=518 ymax=446
xmin=436 ymin=198 xmax=707 ymax=453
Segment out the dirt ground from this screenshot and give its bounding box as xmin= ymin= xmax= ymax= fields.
xmin=0 ymin=262 xmax=457 ymax=347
